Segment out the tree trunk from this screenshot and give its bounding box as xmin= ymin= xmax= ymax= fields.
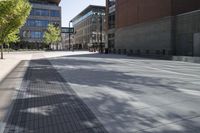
xmin=56 ymin=43 xmax=58 ymax=51
xmin=1 ymin=44 xmax=3 ymax=59
xmin=48 ymin=43 xmax=52 ymax=50
xmin=7 ymin=44 xmax=10 ymax=53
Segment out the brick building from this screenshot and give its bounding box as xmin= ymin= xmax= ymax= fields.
xmin=106 ymin=0 xmax=200 ymax=56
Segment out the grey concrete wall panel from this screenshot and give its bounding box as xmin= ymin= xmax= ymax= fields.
xmin=175 ymin=33 xmax=193 ymax=56
xmin=175 ymin=10 xmax=200 ymax=56
xmin=115 ymin=17 xmax=172 ymax=55
xmin=193 ymin=33 xmax=200 ymax=56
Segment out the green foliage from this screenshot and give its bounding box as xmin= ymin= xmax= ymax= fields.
xmin=44 ymin=24 xmax=61 ymax=45
xmin=4 ymin=30 xmax=20 ymax=46
xmin=0 ymin=0 xmax=32 ymax=44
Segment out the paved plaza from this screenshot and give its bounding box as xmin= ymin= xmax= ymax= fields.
xmin=0 ymin=51 xmax=200 ymax=133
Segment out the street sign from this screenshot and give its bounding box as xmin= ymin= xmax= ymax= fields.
xmin=61 ymin=27 xmax=74 ymax=33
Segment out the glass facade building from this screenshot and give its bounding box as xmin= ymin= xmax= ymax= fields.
xmin=71 ymin=5 xmax=106 ymax=49
xmin=26 ymin=19 xmax=49 ymax=27
xmin=30 ymin=9 xmax=49 ymax=16
xmin=20 ymin=0 xmax=61 ymax=43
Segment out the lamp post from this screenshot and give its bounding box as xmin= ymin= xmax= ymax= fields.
xmin=99 ymin=14 xmax=103 ymax=53
xmin=69 ymin=20 xmax=72 ymax=51
xmin=95 ymin=12 xmax=104 ymax=53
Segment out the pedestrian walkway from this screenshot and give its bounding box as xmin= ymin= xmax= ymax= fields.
xmin=0 ymin=52 xmax=32 ymax=83
xmin=2 ymin=57 xmax=108 ymax=133
xmin=0 ymin=61 xmax=29 ymax=132
xmin=49 ymin=52 xmax=200 ymax=133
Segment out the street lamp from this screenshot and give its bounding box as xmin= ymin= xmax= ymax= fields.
xmin=94 ymin=12 xmax=104 ymax=53
xmin=69 ymin=20 xmax=73 ymax=51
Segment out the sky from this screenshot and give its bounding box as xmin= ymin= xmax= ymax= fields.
xmin=60 ymin=0 xmax=105 ymax=27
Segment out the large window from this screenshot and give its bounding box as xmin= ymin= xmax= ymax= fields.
xmin=50 ymin=10 xmax=60 ymax=17
xmin=108 ymin=13 xmax=115 ymax=29
xmin=30 ymin=9 xmax=60 ymax=17
xmin=108 ymin=0 xmax=116 ymax=7
xmin=30 ymin=8 xmax=49 ymax=16
xmin=31 ymin=31 xmax=43 ymax=39
xmin=22 ymin=31 xmax=44 ymax=39
xmin=26 ymin=19 xmax=49 ymax=27
xmin=73 ymin=11 xmax=93 ymax=25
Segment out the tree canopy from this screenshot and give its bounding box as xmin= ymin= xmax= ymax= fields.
xmin=0 ymin=0 xmax=31 ymax=59
xmin=4 ymin=30 xmax=20 ymax=45
xmin=44 ymin=24 xmax=61 ymax=47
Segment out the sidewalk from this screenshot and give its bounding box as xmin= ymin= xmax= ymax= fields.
xmin=0 ymin=52 xmax=32 ymax=83
xmin=0 ymin=52 xmax=32 ymax=132
xmin=2 ymin=54 xmax=108 ymax=133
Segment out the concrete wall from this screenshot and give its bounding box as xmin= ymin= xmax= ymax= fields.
xmin=115 ymin=17 xmax=172 ymax=55
xmin=175 ymin=10 xmax=200 ymax=56
xmin=194 ymin=33 xmax=200 ymax=56
xmin=114 ymin=10 xmax=200 ymax=57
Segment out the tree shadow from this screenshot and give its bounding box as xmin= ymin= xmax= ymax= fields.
xmin=2 ymin=54 xmax=200 ymax=133
xmin=80 ymin=92 xmax=200 ymax=133
xmin=4 ymin=94 xmax=108 ymax=133
xmin=46 ymin=54 xmax=200 ymax=133
xmin=3 ymin=59 xmax=108 ymax=133
xmin=48 ymin=57 xmax=182 ymax=95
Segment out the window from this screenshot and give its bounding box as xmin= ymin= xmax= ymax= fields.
xmin=108 ymin=13 xmax=115 ymax=29
xmin=73 ymin=11 xmax=93 ymax=25
xmin=108 ymin=0 xmax=116 ymax=7
xmin=27 ymin=19 xmax=49 ymax=27
xmin=30 ymin=9 xmax=49 ymax=16
xmin=30 ymin=31 xmax=44 ymax=39
xmin=50 ymin=10 xmax=60 ymax=17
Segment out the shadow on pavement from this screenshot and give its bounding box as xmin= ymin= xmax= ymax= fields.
xmin=47 ymin=53 xmax=200 ymax=133
xmin=3 ymin=59 xmax=108 ymax=133
xmin=1 ymin=52 xmax=200 ymax=133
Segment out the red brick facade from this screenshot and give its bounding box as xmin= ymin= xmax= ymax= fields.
xmin=115 ymin=0 xmax=200 ymax=28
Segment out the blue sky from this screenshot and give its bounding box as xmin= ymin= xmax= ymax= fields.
xmin=60 ymin=0 xmax=105 ymax=27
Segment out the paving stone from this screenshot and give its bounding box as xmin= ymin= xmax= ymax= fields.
xmin=3 ymin=58 xmax=108 ymax=133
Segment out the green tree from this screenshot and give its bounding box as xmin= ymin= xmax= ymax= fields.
xmin=0 ymin=0 xmax=31 ymax=59
xmin=44 ymin=24 xmax=61 ymax=50
xmin=5 ymin=30 xmax=20 ymax=52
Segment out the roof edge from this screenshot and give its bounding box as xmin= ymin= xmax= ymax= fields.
xmin=29 ymin=0 xmax=61 ymax=5
xmin=71 ymin=5 xmax=106 ymax=22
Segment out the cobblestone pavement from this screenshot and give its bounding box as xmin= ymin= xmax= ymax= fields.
xmin=3 ymin=57 xmax=108 ymax=133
